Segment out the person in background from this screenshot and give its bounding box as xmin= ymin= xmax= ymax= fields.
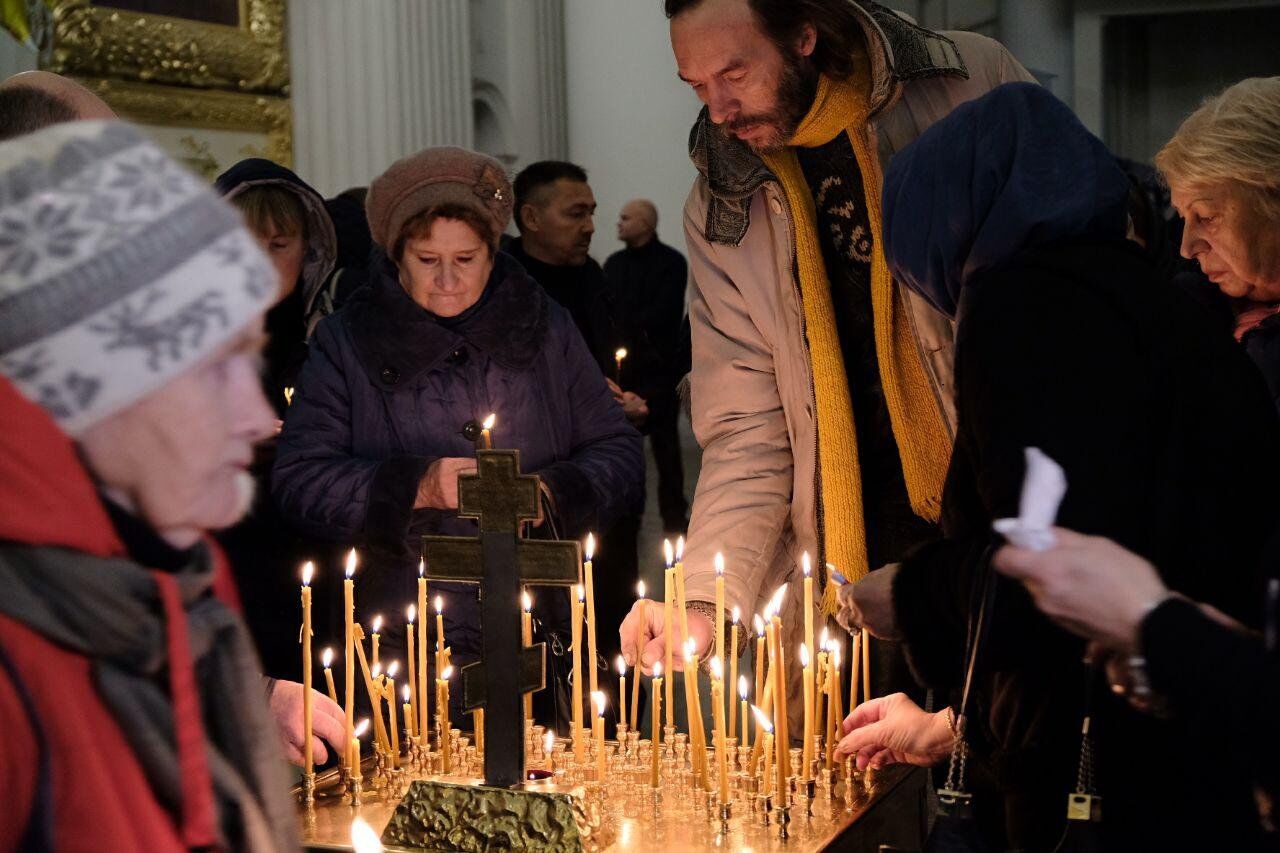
xmin=272 ymin=147 xmax=644 ymax=727
xmin=0 ymin=121 xmax=344 ymax=853
xmin=0 ymin=70 xmax=116 ymax=140
xmin=1156 ymin=76 xmax=1280 ymax=412
xmin=604 ymin=199 xmax=692 ymax=535
xmin=838 ymin=83 xmax=1280 ymax=850
xmin=325 ymin=186 xmax=376 ymax=296
xmin=508 ymin=161 xmax=647 ymax=726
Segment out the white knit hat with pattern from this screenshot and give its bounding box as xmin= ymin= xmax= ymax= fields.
xmin=0 ymin=121 xmax=277 ymax=435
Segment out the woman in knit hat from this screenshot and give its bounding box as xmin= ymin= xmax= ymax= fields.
xmin=272 ymin=147 xmax=644 ymax=721
xmin=0 ymin=121 xmax=346 ymax=852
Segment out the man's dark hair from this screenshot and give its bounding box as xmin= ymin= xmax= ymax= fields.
xmin=513 ymin=160 xmax=589 ymax=233
xmin=663 ymin=0 xmax=865 ymax=79
xmin=0 ymin=86 xmax=78 ymax=142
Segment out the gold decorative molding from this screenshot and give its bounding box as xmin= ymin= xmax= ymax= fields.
xmin=77 ymin=76 xmax=293 ymax=168
xmin=43 ymin=0 xmax=288 ymax=94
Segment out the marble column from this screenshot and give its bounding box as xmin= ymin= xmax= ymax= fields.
xmin=532 ymin=0 xmax=568 ymax=161
xmin=289 ymin=0 xmax=474 ymax=195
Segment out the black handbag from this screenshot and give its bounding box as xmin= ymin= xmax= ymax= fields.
xmin=924 ymin=550 xmax=998 ymax=853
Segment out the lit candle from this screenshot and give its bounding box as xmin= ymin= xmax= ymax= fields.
xmin=351 ymin=717 xmax=370 ymax=780
xmin=480 ymin=412 xmax=496 ymax=450
xmin=801 ymin=643 xmax=813 ymax=782
xmin=683 ymin=637 xmax=709 ymax=790
xmin=861 ymin=626 xmax=871 ymax=704
xmin=384 ymin=660 xmax=400 ymax=769
xmin=713 ymin=553 xmax=726 ymax=750
xmin=850 ymin=631 xmax=860 ymax=711
xmin=301 ymin=561 xmax=314 ymax=777
xmin=816 ymin=627 xmax=829 ymax=761
xmin=522 ymin=589 xmax=533 ymax=725
xmin=572 ymin=584 xmax=585 ymax=764
xmin=769 ymin=584 xmax=789 ymax=801
xmin=739 ymin=675 xmax=750 ymax=751
xmin=343 ymin=549 xmax=357 ymax=770
xmin=753 ymin=614 xmax=766 ymax=729
xmin=406 ymin=605 xmax=418 ymax=738
xmin=728 ymin=605 xmax=740 ymax=741
xmin=435 ymin=595 xmax=446 ymax=682
xmin=631 ymin=580 xmax=646 ymax=730
xmin=662 ymin=540 xmax=675 ymax=729
xmin=351 ymin=816 xmax=382 ymax=853
xmin=592 ymin=691 xmax=606 ymax=783
xmin=402 ymin=684 xmax=412 ymax=751
xmin=710 ymin=657 xmax=729 ymax=804
xmin=370 ymin=614 xmax=383 ymax=669
xmin=802 ymin=552 xmax=814 ymax=698
xmin=650 ymin=662 xmax=663 ymax=788
xmin=614 ymin=347 xmax=628 ymax=381
xmin=283 ymin=386 xmax=295 ymax=406
xmin=322 ymin=647 xmax=338 ymax=704
xmin=417 ymin=560 xmax=429 ymax=748
xmin=584 ymin=534 xmax=599 ymax=699
xmin=356 ymin=631 xmax=390 ymax=754
xmin=438 ymin=665 xmax=454 ymax=773
xmin=826 ymin=640 xmax=841 ymax=772
xmin=544 ymin=729 xmax=556 ymax=771
xmin=752 ymin=705 xmax=774 ymax=797
xmin=616 ymin=655 xmax=628 ymax=732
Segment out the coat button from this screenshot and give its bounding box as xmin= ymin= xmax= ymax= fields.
xmin=380 ymin=366 xmax=400 ymax=385
xmin=770 ymin=197 xmax=784 ymax=216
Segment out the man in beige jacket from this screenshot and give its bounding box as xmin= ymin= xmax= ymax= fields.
xmin=619 ymin=0 xmax=1034 ymax=716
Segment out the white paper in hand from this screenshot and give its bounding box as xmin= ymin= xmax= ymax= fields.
xmin=992 ymin=447 xmax=1066 ymax=552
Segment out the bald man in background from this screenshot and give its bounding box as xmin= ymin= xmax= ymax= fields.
xmin=0 ymin=71 xmax=116 ymax=140
xmin=604 ymin=199 xmax=692 ymax=534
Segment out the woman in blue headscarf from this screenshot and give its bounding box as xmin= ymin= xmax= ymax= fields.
xmin=834 ymin=83 xmax=1280 ymax=850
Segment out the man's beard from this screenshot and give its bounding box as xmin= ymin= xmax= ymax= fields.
xmin=721 ymin=51 xmax=819 ymax=154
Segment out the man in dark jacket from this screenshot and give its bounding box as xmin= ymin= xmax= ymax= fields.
xmin=507 ymin=161 xmax=646 ymax=727
xmin=604 ymin=199 xmax=692 ymax=533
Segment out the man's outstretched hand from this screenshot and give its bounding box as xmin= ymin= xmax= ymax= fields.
xmin=618 ymin=599 xmax=713 ymax=675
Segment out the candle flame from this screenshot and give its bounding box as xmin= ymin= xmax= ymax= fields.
xmin=738 ymin=674 xmax=749 ymax=700
xmin=351 ymin=817 xmax=384 ymax=853
xmin=482 ymin=413 xmax=496 ymax=431
xmin=731 ymin=605 xmax=740 ymax=625
xmin=407 ymin=604 xmax=416 ymax=624
xmin=709 ymin=656 xmax=723 ymax=680
xmin=585 ymin=533 xmax=595 ymax=561
xmin=386 ymin=660 xmax=400 ymax=679
xmin=545 ymin=730 xmax=555 ymax=754
xmin=354 ymin=718 xmax=370 ymax=738
xmin=683 ymin=637 xmax=696 ymax=662
xmin=653 ymin=661 xmax=663 ymax=679
xmin=592 ymin=691 xmax=606 ymax=717
xmin=521 ymin=589 xmax=532 ymax=612
xmin=770 ymin=583 xmax=788 ymax=612
xmin=675 ymin=536 xmax=685 ymax=562
xmin=636 ymin=579 xmax=646 ymax=599
xmin=751 ymin=704 xmax=773 ymax=734
xmin=441 ymin=665 xmax=454 ymax=681
xmin=418 ymin=558 xmax=425 ymax=578
xmin=800 ymin=643 xmax=810 ymax=667
xmin=372 ymin=661 xmax=382 ymax=679
xmin=615 ymin=347 xmax=628 ymax=361
xmin=322 ymin=647 xmax=334 ymax=668
xmin=576 ymin=584 xmax=585 ymax=603
xmin=345 ymin=548 xmax=357 ymax=578
xmin=802 ymin=551 xmax=811 ymax=577
xmin=403 ymin=684 xmax=411 ymax=702
xmin=820 ymin=627 xmax=829 ymax=648
xmin=832 ymin=642 xmax=841 ymax=669
xmin=616 ymin=654 xmax=626 ymax=676
xmin=434 ymin=595 xmax=443 ymax=615
xmin=663 ymin=538 xmax=674 ymax=567
xmin=301 ymin=561 xmax=314 ymax=586
xmin=753 ymin=614 xmax=765 ymax=637
xmin=714 ymin=552 xmax=724 ymax=577
xmin=371 ymin=614 xmax=383 ymax=634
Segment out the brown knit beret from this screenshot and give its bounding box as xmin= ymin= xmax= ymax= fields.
xmin=366 ymin=146 xmax=513 ymax=255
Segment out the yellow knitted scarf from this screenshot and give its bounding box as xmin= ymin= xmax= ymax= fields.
xmin=761 ymin=72 xmax=951 ymax=608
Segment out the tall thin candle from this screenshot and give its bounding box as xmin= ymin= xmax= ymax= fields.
xmin=850 ymin=631 xmax=860 ymax=711
xmin=370 ymin=614 xmax=383 ymax=669
xmin=322 ymin=648 xmax=338 ymax=704
xmin=631 ymin=580 xmax=646 ymax=730
xmin=739 ymin=675 xmax=751 ymax=750
xmin=616 ymin=655 xmax=627 ymax=731
xmin=711 ymin=657 xmax=729 ymax=804
xmin=417 ymin=560 xmax=429 ymax=749
xmin=683 ymin=638 xmax=709 ymax=790
xmin=802 ymin=552 xmax=814 ymax=698
xmin=437 ymin=665 xmax=453 ymax=773
xmin=650 ymin=663 xmax=663 ymax=788
xmin=801 ymin=643 xmax=813 ymax=782
xmin=384 ymin=661 xmax=400 ymax=769
xmin=406 ymin=605 xmax=418 ymax=738
xmin=522 ymin=590 xmax=534 ymax=724
xmin=435 ymin=596 xmax=445 ymax=682
xmin=343 ymin=549 xmax=356 ymax=770
xmin=592 ymin=691 xmax=606 ymax=783
xmin=714 ymin=552 xmax=725 ymax=685
xmin=663 ymin=540 xmax=675 ymax=729
xmin=729 ymin=605 xmax=740 ymax=740
xmin=826 ymin=640 xmax=840 ymax=772
xmin=572 ymin=584 xmax=585 ymax=764
xmin=752 ymin=706 xmax=774 ymax=797
xmin=584 ymin=534 xmax=599 ymax=698
xmin=861 ymin=627 xmax=871 ymax=703
xmin=301 ymin=562 xmax=314 ymax=777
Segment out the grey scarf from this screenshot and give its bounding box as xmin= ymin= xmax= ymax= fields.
xmin=0 ymin=542 xmax=299 ymax=852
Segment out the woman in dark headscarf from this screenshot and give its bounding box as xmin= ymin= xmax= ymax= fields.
xmin=835 ymin=83 xmax=1280 ymax=850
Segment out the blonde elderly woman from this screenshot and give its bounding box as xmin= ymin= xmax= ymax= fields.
xmin=1157 ymin=76 xmax=1280 ymax=408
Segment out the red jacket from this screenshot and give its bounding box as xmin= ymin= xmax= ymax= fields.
xmin=0 ymin=380 xmax=241 ymax=852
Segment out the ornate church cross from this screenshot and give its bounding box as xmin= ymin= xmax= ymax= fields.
xmin=421 ymin=449 xmax=581 ymax=788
